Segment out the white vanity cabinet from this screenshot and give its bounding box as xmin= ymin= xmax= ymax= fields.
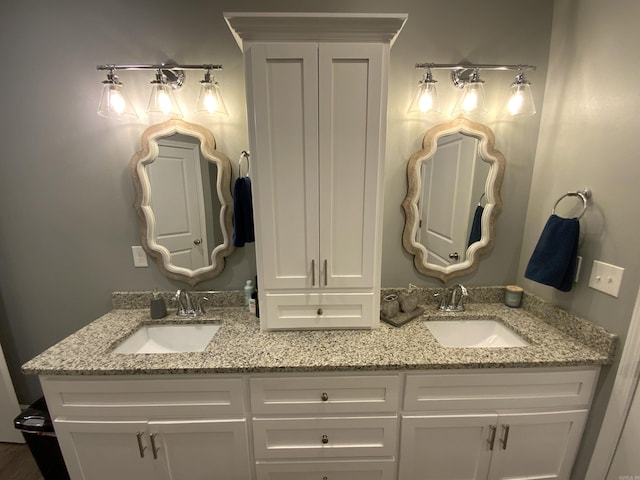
xmin=226 ymin=13 xmax=406 ymax=330
xmin=398 ymin=369 xmax=598 ymax=480
xmin=39 ymin=367 xmax=599 ymax=480
xmin=250 ymin=375 xmax=400 ymax=480
xmin=41 ymin=376 xmax=251 ymax=480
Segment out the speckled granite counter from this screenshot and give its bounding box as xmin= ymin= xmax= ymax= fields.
xmin=22 ymin=287 xmax=617 ymax=376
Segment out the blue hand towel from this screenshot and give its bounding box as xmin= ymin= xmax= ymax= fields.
xmin=524 ymin=214 xmax=579 ymax=292
xmin=467 ymin=205 xmax=484 ymax=247
xmin=232 ymin=177 xmax=255 ymax=247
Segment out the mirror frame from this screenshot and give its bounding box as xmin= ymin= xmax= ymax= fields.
xmin=401 ymin=117 xmax=505 ymax=283
xmin=131 ymin=119 xmax=234 ymax=286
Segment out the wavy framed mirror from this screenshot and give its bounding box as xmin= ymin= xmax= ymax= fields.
xmin=131 ymin=119 xmax=234 ymax=285
xmin=402 ymin=117 xmax=505 ymax=283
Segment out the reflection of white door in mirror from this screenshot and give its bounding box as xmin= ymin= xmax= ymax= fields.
xmin=402 ymin=117 xmax=505 ymax=283
xmin=418 ymin=133 xmax=477 ymax=266
xmin=131 ymin=119 xmax=234 ymax=286
xmin=150 ymin=139 xmax=208 ymax=270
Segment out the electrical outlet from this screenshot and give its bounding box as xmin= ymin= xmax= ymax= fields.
xmin=588 ymin=260 xmax=624 ymax=297
xmin=131 ymin=246 xmax=148 ymax=267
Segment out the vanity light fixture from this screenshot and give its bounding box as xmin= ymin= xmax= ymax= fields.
xmin=96 ymin=63 xmax=226 ymax=120
xmin=407 ymin=67 xmax=440 ymax=115
xmin=196 ymin=68 xmax=229 ymax=116
xmin=147 ymin=69 xmax=183 ymax=118
xmin=97 ymin=68 xmax=138 ymax=119
xmin=504 ymin=69 xmax=536 ymax=117
xmin=451 ymin=68 xmax=487 ymax=117
xmin=411 ymin=63 xmax=536 ymax=118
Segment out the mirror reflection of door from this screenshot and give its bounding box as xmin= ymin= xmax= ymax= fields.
xmin=418 ymin=133 xmax=478 ymax=266
xmin=148 ymin=138 xmax=210 ymax=270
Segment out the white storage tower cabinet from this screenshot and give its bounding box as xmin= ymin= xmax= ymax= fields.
xmin=225 ymin=13 xmax=407 ymax=330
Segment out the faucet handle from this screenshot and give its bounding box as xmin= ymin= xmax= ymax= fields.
xmin=434 ymin=288 xmax=450 ymax=311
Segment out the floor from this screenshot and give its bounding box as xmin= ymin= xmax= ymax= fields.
xmin=0 ymin=442 xmax=43 ymax=480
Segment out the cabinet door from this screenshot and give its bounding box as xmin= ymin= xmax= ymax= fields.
xmin=246 ymin=42 xmax=320 ymax=290
xmin=150 ymin=419 xmax=251 ymax=480
xmin=398 ymin=413 xmax=496 ymax=480
xmin=488 ymin=410 xmax=588 ymax=480
xmin=53 ymin=419 xmax=155 ymax=480
xmin=318 ymin=43 xmax=386 ymax=289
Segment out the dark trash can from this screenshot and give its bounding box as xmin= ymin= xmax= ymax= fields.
xmin=14 ymin=396 xmax=70 ymax=480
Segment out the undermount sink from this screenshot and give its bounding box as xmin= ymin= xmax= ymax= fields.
xmin=424 ymin=318 xmax=529 ymax=348
xmin=112 ymin=323 xmax=221 ymax=354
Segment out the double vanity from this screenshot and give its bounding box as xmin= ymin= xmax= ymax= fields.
xmin=22 ymin=287 xmax=616 ymax=480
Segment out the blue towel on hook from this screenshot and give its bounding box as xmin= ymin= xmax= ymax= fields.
xmin=524 ymin=214 xmax=579 ymax=292
xmin=232 ymin=177 xmax=255 ymax=247
xmin=467 ymin=205 xmax=484 ymax=247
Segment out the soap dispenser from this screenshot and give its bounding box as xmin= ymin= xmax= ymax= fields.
xmin=150 ymin=289 xmax=167 ymax=319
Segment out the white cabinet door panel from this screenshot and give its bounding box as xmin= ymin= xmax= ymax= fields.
xmin=53 ymin=419 xmax=155 ymax=480
xmin=398 ymin=414 xmax=496 ymax=480
xmin=151 ymin=419 xmax=251 ymax=480
xmin=488 ymin=410 xmax=588 ymax=480
xmin=318 ymin=43 xmax=384 ymax=289
xmin=247 ymin=42 xmax=319 ymax=290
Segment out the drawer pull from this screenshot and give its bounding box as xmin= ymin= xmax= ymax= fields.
xmin=136 ymin=432 xmax=146 ymax=458
xmin=321 ymin=392 xmax=329 ymax=401
xmin=317 ymin=308 xmax=323 ymax=315
xmin=501 ymin=424 xmax=511 ymax=450
xmin=323 ymin=477 xmax=328 ymax=480
xmin=488 ymin=425 xmax=497 ymax=451
xmin=324 ymin=259 xmax=328 ymax=286
xmin=150 ymin=433 xmax=160 ymax=459
xmin=321 ymin=434 xmax=329 ymax=444
xmin=311 ymin=260 xmax=316 ymax=286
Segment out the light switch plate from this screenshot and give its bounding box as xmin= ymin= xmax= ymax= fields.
xmin=131 ymin=246 xmax=148 ymax=268
xmin=588 ymin=260 xmax=624 ymax=297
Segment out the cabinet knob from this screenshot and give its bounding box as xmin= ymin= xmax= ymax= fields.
xmin=193 ymin=238 xmax=202 ymax=245
xmin=321 ymin=392 xmax=329 ymax=401
xmin=323 ymin=477 xmax=328 ymax=480
xmin=317 ymin=308 xmax=323 ymax=315
xmin=321 ymin=434 xmax=329 ymax=444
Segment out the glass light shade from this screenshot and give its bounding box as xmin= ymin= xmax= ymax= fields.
xmin=504 ymin=82 xmax=536 ymax=117
xmin=408 ymin=81 xmax=440 ymax=115
xmin=147 ymin=83 xmax=182 ymax=118
xmin=452 ymin=81 xmax=487 ymax=117
xmin=97 ymin=82 xmax=138 ymax=119
xmin=196 ymin=80 xmax=228 ymax=116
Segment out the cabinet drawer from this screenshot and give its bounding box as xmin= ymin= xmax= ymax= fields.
xmin=41 ymin=376 xmax=245 ymax=417
xmin=264 ymin=292 xmax=376 ymax=329
xmin=253 ymin=416 xmax=398 ymax=459
xmin=251 ymin=375 xmax=400 ymax=414
xmin=256 ymin=460 xmax=396 ymax=480
xmin=404 ymin=368 xmax=598 ymax=411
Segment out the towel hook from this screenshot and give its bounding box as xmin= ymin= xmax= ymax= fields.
xmin=239 ymin=150 xmax=250 ymax=177
xmin=552 ymin=188 xmax=591 ymax=219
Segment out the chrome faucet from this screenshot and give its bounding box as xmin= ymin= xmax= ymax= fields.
xmin=173 ymin=289 xmax=206 ymax=317
xmin=435 ymin=284 xmax=469 ymax=312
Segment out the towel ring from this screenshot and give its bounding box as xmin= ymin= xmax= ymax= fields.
xmin=552 ymin=189 xmax=591 ymax=219
xmin=239 ymin=150 xmax=250 ymax=177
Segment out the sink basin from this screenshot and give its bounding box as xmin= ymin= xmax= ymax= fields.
xmin=424 ymin=319 xmax=528 ymax=348
xmin=112 ymin=323 xmax=221 ymax=354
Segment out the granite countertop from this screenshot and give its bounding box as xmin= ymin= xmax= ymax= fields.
xmin=22 ymin=288 xmax=617 ymax=376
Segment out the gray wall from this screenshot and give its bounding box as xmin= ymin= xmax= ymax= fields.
xmin=0 ymin=0 xmax=554 ymax=403
xmin=518 ymin=1 xmax=640 ymax=477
